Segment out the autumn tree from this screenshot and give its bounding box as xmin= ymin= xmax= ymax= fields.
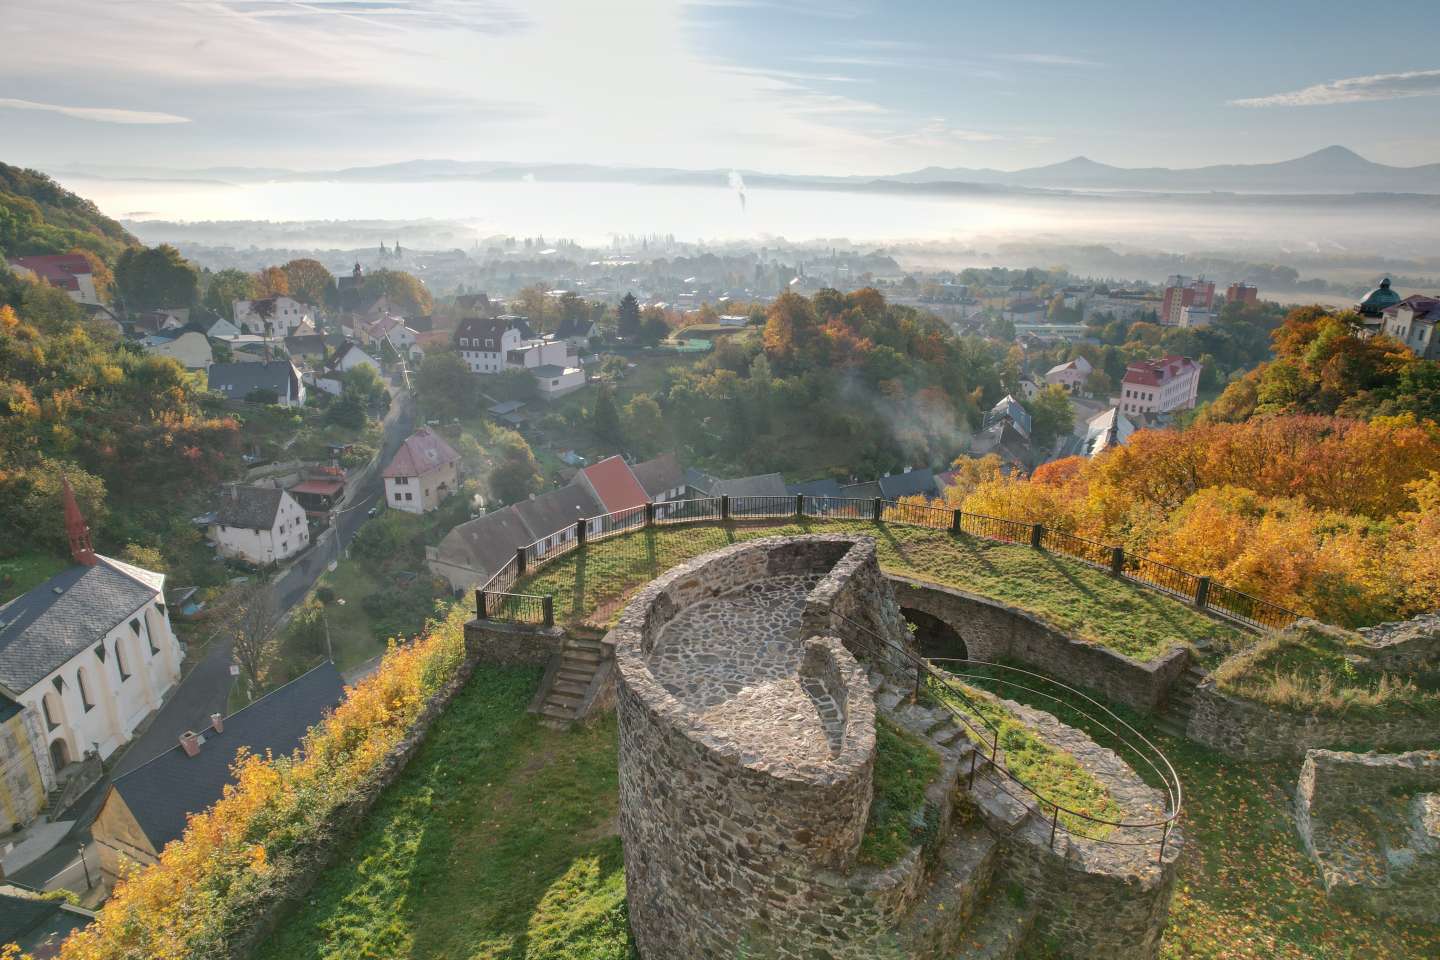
xmin=488 ymin=429 xmax=542 ymax=503
xmin=256 ymin=266 xmax=290 ymax=297
xmin=226 ymin=582 xmax=283 ymax=694
xmin=281 ymin=258 xmax=333 ymax=305
xmin=203 ymin=268 xmax=258 ymax=321
xmin=361 ymin=269 xmax=432 ymax=316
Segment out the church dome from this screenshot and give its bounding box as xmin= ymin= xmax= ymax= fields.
xmin=1357 ymin=278 xmax=1401 ymax=317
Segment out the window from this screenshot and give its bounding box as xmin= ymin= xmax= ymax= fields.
xmin=394 ymin=491 xmax=403 ymax=501
xmin=115 ymin=640 xmax=130 ymax=682
xmin=77 ymin=668 xmax=94 ymax=712
xmin=130 ymin=618 xmax=141 ymax=635
xmin=43 ymin=694 xmax=59 ymax=731
xmin=405 ymin=492 xmax=413 ymax=501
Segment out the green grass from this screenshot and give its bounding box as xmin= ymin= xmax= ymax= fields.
xmin=256 ymin=665 xmax=633 ymax=960
xmin=513 ymin=520 xmax=1242 ymax=661
xmin=928 ymin=679 xmax=1120 ymax=838
xmin=1212 ymin=623 xmax=1440 ymax=717
xmin=858 ymin=717 xmax=942 ymax=867
xmin=0 ymin=551 xmax=69 ymax=603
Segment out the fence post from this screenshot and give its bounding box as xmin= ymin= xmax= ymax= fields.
xmin=475 ymin=589 xmax=487 ymax=620
xmin=515 ymin=546 xmax=527 ymax=576
xmin=1109 ymin=546 xmax=1124 ymax=577
xmin=950 ymin=509 xmax=962 ymax=535
xmin=873 ymin=497 xmax=884 ymax=522
xmin=795 ymin=493 xmax=805 ymax=519
xmin=1194 ymin=576 xmax=1211 ymax=610
xmin=576 ymin=517 xmax=587 ymax=548
xmin=720 ymin=495 xmax=730 ymax=521
xmin=1030 ymin=523 xmax=1044 ymax=549
xmin=645 ymin=501 xmax=655 ymax=526
xmin=542 ymin=595 xmax=554 ymax=628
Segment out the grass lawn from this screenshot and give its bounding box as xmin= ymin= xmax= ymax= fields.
xmin=0 ymin=551 xmax=69 ymax=604
xmin=859 ymin=717 xmax=941 ymax=866
xmin=513 ymin=519 xmax=1242 ymax=661
xmin=256 ymin=665 xmax=632 ymax=960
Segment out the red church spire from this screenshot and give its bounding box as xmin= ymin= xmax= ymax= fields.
xmin=62 ymin=475 xmax=97 ymax=566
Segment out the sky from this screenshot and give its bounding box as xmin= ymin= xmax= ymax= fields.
xmin=2 ymin=0 xmax=1439 ymax=177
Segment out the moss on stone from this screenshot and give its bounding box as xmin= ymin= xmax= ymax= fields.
xmin=858 ymin=716 xmax=943 ymax=867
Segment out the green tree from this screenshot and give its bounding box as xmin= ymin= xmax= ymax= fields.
xmin=417 ymin=351 xmax=480 ymax=422
xmin=489 ymin=430 xmax=542 ymax=503
xmin=361 ymin=269 xmax=432 ymax=316
xmin=116 ymin=244 xmax=198 ymax=313
xmin=281 ymin=258 xmax=333 ymax=305
xmin=1022 ymin=384 xmax=1075 ymax=452
xmin=617 ymin=292 xmax=641 ymax=339
xmin=622 ymin=394 xmax=665 ymax=458
xmin=203 ymin=268 xmax=259 ymax=321
xmin=591 ymin=383 xmax=623 ymax=448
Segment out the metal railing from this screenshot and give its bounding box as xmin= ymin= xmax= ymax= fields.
xmin=475 ymin=590 xmax=553 ymax=626
xmin=471 ymin=493 xmax=1300 ymax=634
xmin=830 ymin=610 xmax=1182 ymax=861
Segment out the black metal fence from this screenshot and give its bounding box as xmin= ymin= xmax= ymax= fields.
xmin=475 ymin=590 xmax=553 ymax=626
xmin=474 ymin=493 xmax=1301 ymax=633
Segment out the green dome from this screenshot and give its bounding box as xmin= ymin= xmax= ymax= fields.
xmin=1358 ymin=278 xmax=1401 ymax=317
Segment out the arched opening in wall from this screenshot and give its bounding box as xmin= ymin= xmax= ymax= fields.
xmin=49 ymin=737 xmax=71 ymax=772
xmin=902 ymin=608 xmax=968 ymax=661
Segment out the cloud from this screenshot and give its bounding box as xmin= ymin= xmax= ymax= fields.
xmin=0 ymin=98 xmax=190 ymax=124
xmin=1229 ymin=69 xmax=1440 ymax=107
xmin=890 ymin=118 xmax=1006 ymax=147
xmin=996 ymin=53 xmax=1104 ymax=68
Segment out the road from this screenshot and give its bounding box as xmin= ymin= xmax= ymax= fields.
xmin=10 ymin=387 xmax=415 ymax=894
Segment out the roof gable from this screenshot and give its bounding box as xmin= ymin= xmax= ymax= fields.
xmin=214 ymin=486 xmax=287 ymax=530
xmin=630 ymin=453 xmax=684 ymax=498
xmin=578 ymin=456 xmax=649 ymax=513
xmin=384 ymin=428 xmax=461 ymax=479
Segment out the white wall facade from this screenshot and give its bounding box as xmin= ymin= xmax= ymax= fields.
xmin=458 ymin=327 xmax=524 ymax=374
xmin=209 ymin=492 xmax=310 ymax=565
xmin=233 ymin=296 xmax=313 ymax=337
xmin=384 ymin=459 xmax=459 ymax=514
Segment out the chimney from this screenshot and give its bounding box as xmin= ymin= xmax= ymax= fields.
xmin=61 ymin=475 xmax=97 ymax=567
xmin=179 ymin=731 xmax=200 ymax=757
xmin=210 ymin=713 xmax=224 ymax=734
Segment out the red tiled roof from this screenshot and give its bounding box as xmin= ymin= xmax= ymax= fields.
xmin=1122 ymin=354 xmax=1196 ymax=387
xmin=9 ymin=254 xmax=91 ymax=292
xmin=290 ymin=478 xmax=345 ymax=496
xmin=383 ymin=428 xmax=460 ymax=478
xmin=578 ymin=456 xmax=649 ymax=513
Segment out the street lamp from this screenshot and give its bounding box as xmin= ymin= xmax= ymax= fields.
xmin=77 ymin=842 xmax=92 ymax=890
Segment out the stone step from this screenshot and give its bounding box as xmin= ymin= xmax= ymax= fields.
xmin=951 ymin=886 xmax=1039 ymax=960
xmin=965 ymin=772 xmax=1032 ymax=835
xmin=557 ymin=667 xmax=596 ymax=684
xmin=566 ymin=637 xmax=605 ymax=652
xmin=539 ymin=702 xmax=577 ymax=721
xmin=889 ymin=824 xmax=1000 ymax=957
xmin=549 ymin=682 xmax=587 ymax=700
xmin=563 ymin=647 xmax=604 ymax=663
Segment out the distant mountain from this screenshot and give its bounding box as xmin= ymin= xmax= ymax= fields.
xmin=0 ymin=162 xmax=138 ymax=260
xmin=891 ymin=146 xmax=1440 ymax=195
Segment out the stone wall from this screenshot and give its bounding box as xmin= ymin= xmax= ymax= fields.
xmin=887 ymin=575 xmax=1191 ymax=714
xmin=1360 ymin=612 xmax=1440 ymax=677
xmin=463 ymin=619 xmax=564 ymax=667
xmin=1185 ymin=680 xmax=1440 ymax=761
xmin=1295 ymin=749 xmax=1440 ymax=923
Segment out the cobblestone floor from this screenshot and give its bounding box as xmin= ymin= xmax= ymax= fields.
xmin=649 ymin=575 xmax=846 ymax=762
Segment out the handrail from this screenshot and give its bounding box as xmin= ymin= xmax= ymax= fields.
xmin=828 ymin=610 xmax=1181 ymax=860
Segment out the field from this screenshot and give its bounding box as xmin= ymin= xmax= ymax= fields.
xmin=513 ymin=519 xmax=1242 ymax=661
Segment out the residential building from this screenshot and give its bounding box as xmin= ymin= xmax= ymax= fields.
xmin=145 ymin=330 xmax=213 ymax=370
xmin=207 ymin=360 xmax=306 ymax=407
xmin=6 ymin=254 xmax=101 ymax=305
xmin=1225 ymin=282 xmax=1259 ymax=306
xmin=0 ymin=485 xmax=182 ymax=825
xmin=93 ymin=662 xmax=344 ymax=883
xmin=199 ymin=315 xmax=243 ymax=340
xmin=983 ymin=395 xmax=1032 ymax=438
xmin=1077 ymin=406 xmax=1138 ymax=458
xmin=330 ymin=343 xmax=381 ymax=375
xmin=288 ymin=466 xmax=347 ymax=518
xmin=970 ymin=421 xmax=1033 ymax=471
xmin=532 ymin=363 xmax=587 ymax=398
xmin=131 ymin=310 xmax=187 ymax=337
xmin=1160 ymin=276 xmax=1215 ymax=326
xmin=1043 ymin=356 xmax=1092 ymax=394
xmin=1117 ymin=355 xmax=1202 ymax=415
xmin=1380 ymin=295 xmax=1440 ymax=360
xmin=208 ymin=485 xmax=310 ymax=566
xmin=630 ymin=453 xmax=686 ymax=503
xmin=1085 ymin=290 xmax=1161 ymax=323
xmin=577 ymin=455 xmax=651 ymax=514
xmin=683 ymin=470 xmax=789 ymax=500
xmin=1178 ymin=304 xmax=1218 ymax=329
xmin=232 ymin=296 xmax=313 ymax=338
xmin=0 ymin=885 xmax=94 ymax=955
xmin=455 ymin=316 xmax=535 ymax=374
xmin=283 ymin=333 xmax=330 ymax=363
xmin=554 ymin=314 xmax=598 ymax=350
xmin=383 ymin=428 xmax=461 ymax=514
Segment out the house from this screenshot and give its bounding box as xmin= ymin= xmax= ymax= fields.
xmin=330 ymin=343 xmax=380 ymax=375
xmin=683 ymin=470 xmax=788 ymax=500
xmin=207 ymin=360 xmax=306 ymax=407
xmin=970 ymin=420 xmax=1033 ymax=471
xmin=983 ymin=395 xmax=1032 ymax=438
xmin=577 ymin=456 xmax=651 ymax=514
xmin=145 ymin=330 xmax=213 ymax=370
xmin=0 ymin=885 xmax=94 ymax=957
xmin=555 ymin=314 xmax=597 ymax=350
xmin=130 ymin=309 xmax=187 ymax=337
xmin=428 ymin=507 xmax=542 ymax=592
xmin=283 ymin=333 xmax=329 ymax=363
xmin=631 ymin=453 xmax=686 ymax=503
xmin=1079 ymin=406 xmax=1137 ymax=458
xmin=877 ymin=468 xmax=938 ymax=501
xmin=92 ymin=662 xmax=344 ymax=883
xmin=1380 ymin=295 xmax=1440 ymax=360
xmin=80 ymin=302 xmax=122 ymax=336
xmin=232 ymin=296 xmax=313 ymax=338
xmin=6 ymin=254 xmax=101 ymax=305
xmin=532 ymin=363 xmax=587 ymax=398
xmin=287 ymin=466 xmax=347 ymax=517
xmin=335 ymin=262 xmax=367 ymax=312
xmin=454 ymin=316 xmax=568 ymax=375
xmin=0 ymin=483 xmax=182 ymax=828
xmin=383 ymin=428 xmax=461 ymax=514
xmin=200 ymin=314 xmax=243 ymax=340
xmin=1117 ymin=355 xmax=1202 ymax=416
xmin=208 ymin=485 xmax=310 ymax=566
xmin=360 ymin=314 xmax=419 ymax=354
xmin=1044 ymin=356 xmax=1092 ymax=394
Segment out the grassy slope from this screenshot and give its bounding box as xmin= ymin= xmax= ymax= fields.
xmin=256 ymin=665 xmax=631 ymax=960
xmin=515 ymin=520 xmax=1240 ymax=661
xmin=859 ymin=717 xmax=942 ymax=866
xmin=0 ymin=551 xmax=69 ymax=604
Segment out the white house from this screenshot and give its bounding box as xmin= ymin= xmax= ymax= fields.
xmin=383 ymin=428 xmax=461 ymax=514
xmin=1081 ymin=406 xmax=1138 ymax=458
xmin=1117 ymin=355 xmax=1201 ymax=416
xmin=232 ymin=296 xmax=313 ymax=338
xmin=331 ymin=343 xmax=381 ymax=374
xmin=1381 ymin=295 xmax=1440 ymax=361
xmin=1043 ymin=356 xmax=1092 ymax=394
xmin=207 ymin=360 xmax=306 ymax=407
xmin=533 ymin=363 xmax=587 ymax=397
xmin=454 ymin=316 xmax=570 ymax=374
xmin=0 ymin=492 xmax=182 ymax=828
xmin=208 ymin=485 xmax=310 ymax=566
xmin=6 ymin=255 xmax=101 ymax=306
xmin=146 ymin=331 xmax=214 ymax=371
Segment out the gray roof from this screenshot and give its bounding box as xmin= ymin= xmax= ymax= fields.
xmin=207 ymin=361 xmax=299 ymax=398
xmin=555 ymin=315 xmax=594 ymax=338
xmin=839 ymin=480 xmax=882 ymax=500
xmin=878 ymin=468 xmax=937 ymax=500
xmin=787 ymin=478 xmax=843 ymax=498
xmin=631 ymin=453 xmax=684 ymax=498
xmin=107 ymin=661 xmax=344 ymax=852
xmin=532 ymin=363 xmax=571 ymax=378
xmin=682 ymin=469 xmax=787 ymax=498
xmin=0 ymin=891 xmax=89 ymax=955
xmin=283 ymin=334 xmax=327 ymax=357
xmin=512 ymin=485 xmax=602 ymax=540
xmin=214 ymin=486 xmax=286 ymax=530
xmin=984 ymin=395 xmax=1032 ymax=438
xmin=0 ymin=556 xmax=164 ymax=693
xmin=436 ymin=508 xmax=539 ymax=582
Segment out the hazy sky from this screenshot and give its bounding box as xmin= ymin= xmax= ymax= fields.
xmin=2 ymin=0 xmax=1438 ymax=176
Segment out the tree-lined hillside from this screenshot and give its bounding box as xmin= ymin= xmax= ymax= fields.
xmin=0 ymin=162 xmax=137 ymax=261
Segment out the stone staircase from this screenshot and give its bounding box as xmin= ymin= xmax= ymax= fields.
xmin=533 ymin=630 xmax=609 ymax=727
xmin=1155 ymin=662 xmax=1208 ymax=739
